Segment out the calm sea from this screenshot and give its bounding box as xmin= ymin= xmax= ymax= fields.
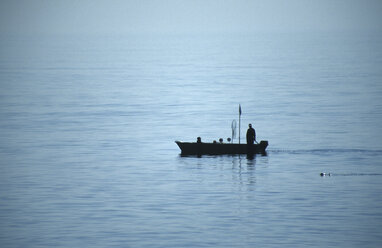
xmin=1 ymin=32 xmax=382 ymax=247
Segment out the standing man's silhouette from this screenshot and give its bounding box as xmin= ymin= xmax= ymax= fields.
xmin=246 ymin=123 xmax=256 ymax=145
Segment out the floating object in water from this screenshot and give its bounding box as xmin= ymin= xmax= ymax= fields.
xmin=320 ymin=172 xmax=331 ymax=177
xmin=320 ymin=172 xmax=382 ymax=177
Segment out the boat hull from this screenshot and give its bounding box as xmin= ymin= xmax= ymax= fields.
xmin=175 ymin=140 xmax=268 ymax=155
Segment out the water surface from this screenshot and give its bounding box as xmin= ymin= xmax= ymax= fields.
xmin=1 ymin=32 xmax=382 ymax=247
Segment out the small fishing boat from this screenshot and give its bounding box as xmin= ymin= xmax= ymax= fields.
xmin=176 ymin=105 xmax=268 ymax=156
xmin=175 ymin=140 xmax=268 ymax=156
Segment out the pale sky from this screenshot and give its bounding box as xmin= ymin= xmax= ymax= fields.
xmin=1 ymin=0 xmax=381 ymax=35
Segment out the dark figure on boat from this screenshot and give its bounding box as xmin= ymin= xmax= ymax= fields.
xmin=246 ymin=124 xmax=256 ymax=145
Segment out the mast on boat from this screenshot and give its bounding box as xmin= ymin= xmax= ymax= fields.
xmin=239 ymin=104 xmax=241 ymax=144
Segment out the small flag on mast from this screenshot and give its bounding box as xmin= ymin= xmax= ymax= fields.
xmin=239 ymin=104 xmax=242 ymax=115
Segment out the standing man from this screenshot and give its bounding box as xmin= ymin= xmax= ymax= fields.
xmin=246 ymin=123 xmax=256 ymax=145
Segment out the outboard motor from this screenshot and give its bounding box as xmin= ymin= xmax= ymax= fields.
xmin=260 ymin=140 xmax=268 ymax=148
xmin=259 ymin=140 xmax=268 ymax=155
